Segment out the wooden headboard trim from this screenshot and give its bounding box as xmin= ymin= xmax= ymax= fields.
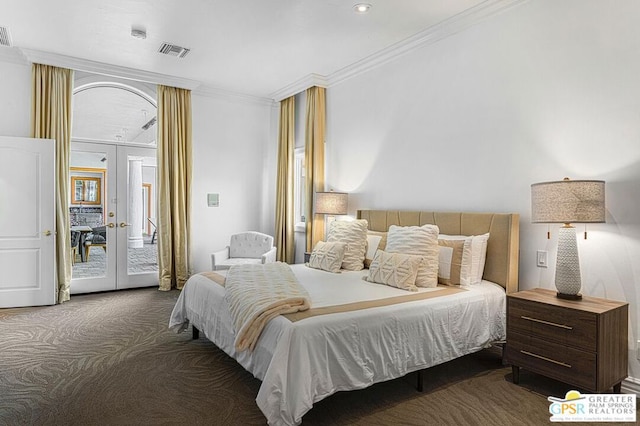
xmin=357 ymin=210 xmax=520 ymax=294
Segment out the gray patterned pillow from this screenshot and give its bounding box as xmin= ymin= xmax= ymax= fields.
xmin=365 ymin=250 xmax=422 ymax=292
xmin=307 ymin=241 xmax=346 ymax=273
xmin=327 ymin=219 xmax=368 ymax=271
xmin=386 ymin=224 xmax=439 ymax=288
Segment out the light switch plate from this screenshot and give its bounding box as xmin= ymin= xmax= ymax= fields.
xmin=536 ymin=250 xmax=548 ymax=268
xmin=207 ymin=193 xmax=219 ymax=207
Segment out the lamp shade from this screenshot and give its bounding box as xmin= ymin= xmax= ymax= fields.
xmin=531 ymin=179 xmax=605 ymax=224
xmin=315 ymin=192 xmax=348 ymax=215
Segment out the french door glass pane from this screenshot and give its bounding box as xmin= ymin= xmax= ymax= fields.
xmin=70 ymin=150 xmax=107 ymax=279
xmin=126 ymin=154 xmax=158 ymax=275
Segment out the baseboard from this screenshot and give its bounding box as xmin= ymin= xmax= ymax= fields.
xmin=621 ymin=376 xmax=640 ymax=396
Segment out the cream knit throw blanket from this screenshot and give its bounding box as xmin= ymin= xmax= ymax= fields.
xmin=225 ymin=262 xmax=311 ymax=352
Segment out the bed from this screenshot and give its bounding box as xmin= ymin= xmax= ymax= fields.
xmin=169 ymin=210 xmax=519 ymax=425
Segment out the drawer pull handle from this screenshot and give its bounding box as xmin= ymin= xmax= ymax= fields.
xmin=520 ymin=350 xmax=571 ymax=368
xmin=521 ymin=315 xmax=572 ymax=330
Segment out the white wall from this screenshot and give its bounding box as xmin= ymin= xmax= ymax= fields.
xmin=0 ymin=56 xmax=31 ymax=137
xmin=326 ymin=0 xmax=640 ymax=382
xmin=190 ymin=93 xmax=273 ymax=273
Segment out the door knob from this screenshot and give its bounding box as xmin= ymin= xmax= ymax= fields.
xmin=119 ymin=222 xmax=131 ymax=228
xmin=107 ymin=223 xmax=115 ymax=228
xmin=43 ymin=230 xmax=52 ymax=236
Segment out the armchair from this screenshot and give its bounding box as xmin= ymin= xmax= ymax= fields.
xmin=84 ymin=225 xmax=107 ymax=262
xmin=211 ymin=231 xmax=277 ymax=271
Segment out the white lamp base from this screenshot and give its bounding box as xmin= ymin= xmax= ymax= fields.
xmin=555 ymin=225 xmax=582 ymax=300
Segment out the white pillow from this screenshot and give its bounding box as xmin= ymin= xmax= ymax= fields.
xmin=307 ymin=241 xmax=346 ymax=273
xmin=365 ymin=250 xmax=422 ymax=292
xmin=437 ymin=239 xmax=465 ymax=285
xmin=327 ymin=219 xmax=368 ymax=271
xmin=385 ymin=224 xmax=439 ymax=288
xmin=438 ymin=233 xmax=489 ymax=285
xmin=364 ymin=234 xmax=383 ymax=268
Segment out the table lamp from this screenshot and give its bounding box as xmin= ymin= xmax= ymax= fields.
xmin=315 ymin=191 xmax=348 ymax=218
xmin=531 ymin=178 xmax=605 ymax=300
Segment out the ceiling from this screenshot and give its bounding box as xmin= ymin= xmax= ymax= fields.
xmin=72 ymin=83 xmax=158 ymax=144
xmin=3 ymin=0 xmax=496 ymax=99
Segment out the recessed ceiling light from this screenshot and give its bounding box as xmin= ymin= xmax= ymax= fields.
xmin=131 ymin=28 xmax=147 ymax=40
xmin=353 ymin=3 xmax=372 ymax=14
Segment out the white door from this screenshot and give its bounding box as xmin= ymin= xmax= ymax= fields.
xmin=69 ymin=142 xmax=117 ymax=294
xmin=116 ymin=145 xmax=158 ymax=289
xmin=70 ymin=142 xmax=157 ymax=293
xmin=0 ymin=136 xmax=56 ymax=308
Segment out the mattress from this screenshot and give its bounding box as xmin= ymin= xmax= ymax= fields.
xmin=169 ymin=264 xmax=506 ymax=426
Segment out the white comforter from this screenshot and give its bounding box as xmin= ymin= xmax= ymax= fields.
xmin=169 ymin=264 xmax=506 ymax=426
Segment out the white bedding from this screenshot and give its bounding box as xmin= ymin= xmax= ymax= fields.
xmin=169 ymin=264 xmax=506 ymax=426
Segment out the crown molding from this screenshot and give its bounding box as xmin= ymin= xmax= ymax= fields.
xmin=267 ymin=0 xmax=528 ymax=98
xmin=18 ymin=48 xmax=274 ymax=106
xmin=0 ymin=46 xmax=29 ymax=66
xmin=328 ymin=0 xmax=528 ymax=88
xmin=194 ymin=84 xmax=276 ymax=107
xmin=270 ymin=73 xmax=328 ymax=102
xmin=20 ymin=48 xmax=201 ymax=90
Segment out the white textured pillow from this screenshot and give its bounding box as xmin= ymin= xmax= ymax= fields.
xmin=438 ymin=233 xmax=489 ymax=285
xmin=327 ymin=219 xmax=368 ymax=271
xmin=308 ymin=241 xmax=346 ymax=273
xmin=366 ymin=250 xmax=422 ymax=292
xmin=386 ymin=224 xmax=439 ymax=288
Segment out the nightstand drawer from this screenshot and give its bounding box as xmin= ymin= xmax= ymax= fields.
xmin=506 ymin=331 xmax=596 ymax=390
xmin=508 ymin=298 xmax=597 ymax=352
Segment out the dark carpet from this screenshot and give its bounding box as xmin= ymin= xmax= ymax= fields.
xmin=0 ymin=288 xmax=634 ymax=425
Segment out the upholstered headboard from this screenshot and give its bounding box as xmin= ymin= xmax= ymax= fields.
xmin=357 ymin=210 xmax=520 ymax=294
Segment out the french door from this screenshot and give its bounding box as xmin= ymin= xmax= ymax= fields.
xmin=70 ymin=141 xmax=157 ymax=294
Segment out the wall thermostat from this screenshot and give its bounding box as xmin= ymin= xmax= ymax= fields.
xmin=207 ymin=193 xmax=219 ymax=207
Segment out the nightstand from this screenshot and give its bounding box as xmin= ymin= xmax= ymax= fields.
xmin=504 ymin=288 xmax=628 ymax=393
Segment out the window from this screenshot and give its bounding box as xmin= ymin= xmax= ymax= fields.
xmin=294 ymin=148 xmax=306 ymax=227
xmin=72 ymin=83 xmax=157 ymax=146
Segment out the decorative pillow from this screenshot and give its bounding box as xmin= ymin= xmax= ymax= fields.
xmin=327 ymin=219 xmax=368 ymax=271
xmin=365 ymin=250 xmax=422 ymax=292
xmin=438 ymin=233 xmax=489 ymax=285
xmin=364 ymin=233 xmax=383 ymax=268
xmin=437 ymin=239 xmax=466 ymax=285
xmin=368 ymin=230 xmax=387 ymax=252
xmin=385 ymin=224 xmax=439 ymax=288
xmin=307 ymin=241 xmax=346 ymax=273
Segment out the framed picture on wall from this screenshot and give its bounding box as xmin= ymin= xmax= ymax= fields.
xmin=71 ymin=176 xmax=101 ymax=205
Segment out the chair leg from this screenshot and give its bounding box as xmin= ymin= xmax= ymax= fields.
xmin=85 ymin=246 xmax=90 ymax=262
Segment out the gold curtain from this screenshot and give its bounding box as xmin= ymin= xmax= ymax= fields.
xmin=304 ymin=86 xmax=326 ymax=252
xmin=31 ymin=63 xmax=74 ymax=304
xmin=157 ymin=85 xmax=192 ymax=290
xmin=275 ymin=96 xmax=295 ymax=263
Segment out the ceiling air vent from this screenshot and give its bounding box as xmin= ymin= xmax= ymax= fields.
xmin=0 ymin=26 xmax=13 ymax=47
xmin=158 ymin=42 xmax=190 ymax=58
